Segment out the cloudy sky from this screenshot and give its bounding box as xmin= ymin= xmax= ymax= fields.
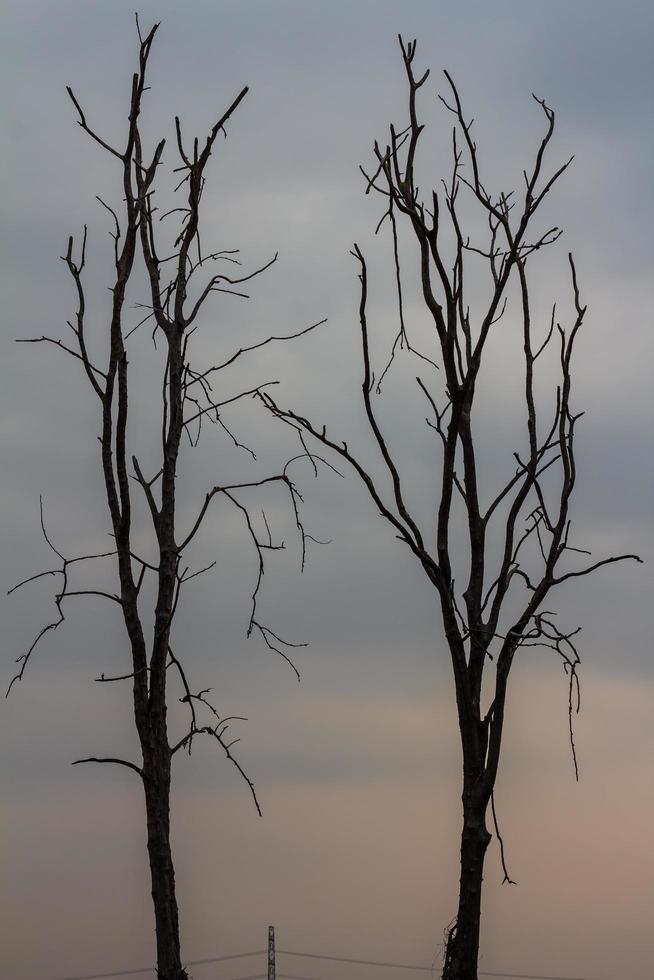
xmin=2 ymin=2 xmax=653 ymax=979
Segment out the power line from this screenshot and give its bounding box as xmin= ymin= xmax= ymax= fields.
xmin=477 ymin=975 xmax=609 ymax=980
xmin=279 ymin=950 xmax=433 ymax=972
xmin=279 ymin=950 xmax=434 ymax=972
xmin=208 ymin=975 xmax=266 ymax=980
xmin=481 ymin=974 xmax=610 ymax=980
xmin=54 ymin=967 xmax=154 ymax=980
xmin=277 ymin=948 xmax=610 ymax=980
xmin=52 ymin=944 xmax=612 ymax=980
xmin=187 ymin=952 xmax=266 ymax=968
xmin=54 ymin=950 xmax=266 ymax=980
xmin=279 ymin=974 xmax=325 ymax=980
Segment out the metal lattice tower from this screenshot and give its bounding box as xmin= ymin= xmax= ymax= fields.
xmin=268 ymin=926 xmax=276 ymax=980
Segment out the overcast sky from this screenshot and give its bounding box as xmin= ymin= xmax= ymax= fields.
xmin=2 ymin=3 xmax=653 ymax=980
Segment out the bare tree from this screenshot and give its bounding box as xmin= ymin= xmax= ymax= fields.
xmin=263 ymin=38 xmax=641 ymax=979
xmin=8 ymin=20 xmax=322 ymax=980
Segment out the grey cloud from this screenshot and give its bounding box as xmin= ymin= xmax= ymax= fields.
xmin=2 ymin=2 xmax=653 ymax=978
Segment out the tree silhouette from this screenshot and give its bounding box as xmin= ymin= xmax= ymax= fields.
xmin=263 ymin=37 xmax=641 ymax=979
xmin=8 ymin=19 xmax=322 ymax=980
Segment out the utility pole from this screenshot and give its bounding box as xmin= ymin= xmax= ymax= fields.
xmin=268 ymin=926 xmax=276 ymax=980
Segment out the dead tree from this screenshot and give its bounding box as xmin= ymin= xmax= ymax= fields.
xmin=8 ymin=20 xmax=322 ymax=980
xmin=263 ymin=38 xmax=641 ymax=979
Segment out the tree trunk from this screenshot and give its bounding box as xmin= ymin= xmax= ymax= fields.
xmin=442 ymin=803 xmax=491 ymax=980
xmin=142 ymin=743 xmax=188 ymax=980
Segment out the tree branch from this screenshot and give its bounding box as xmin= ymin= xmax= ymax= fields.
xmin=72 ymin=756 xmax=143 ymax=777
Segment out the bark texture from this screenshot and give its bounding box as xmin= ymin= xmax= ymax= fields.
xmin=143 ymin=747 xmax=187 ymax=980
xmin=443 ymin=810 xmax=491 ymax=979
